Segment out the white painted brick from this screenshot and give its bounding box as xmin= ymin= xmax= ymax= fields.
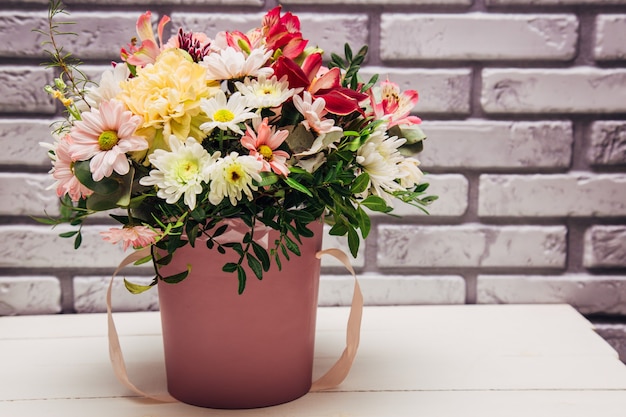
xmin=172 ymin=13 xmax=369 ymax=59
xmin=595 ymin=15 xmax=626 ymax=61
xmin=420 ymin=120 xmax=573 ymax=169
xmin=482 ymin=68 xmax=626 ymax=114
xmin=477 ymin=274 xmax=626 ymax=315
xmin=73 ymin=276 xmax=159 ymax=313
xmin=0 ymin=13 xmax=48 ymax=58
xmin=0 ymin=225 xmax=130 ymax=269
xmin=283 ymin=0 xmax=470 ymax=4
xmin=0 ymin=119 xmax=56 ymax=167
xmin=318 ymin=274 xmax=466 ymax=306
xmin=380 ymin=14 xmax=578 ymax=61
xmin=370 ymin=174 xmax=469 ymax=217
xmin=377 ymin=225 xmax=566 ymax=268
xmin=66 ymin=0 xmax=262 ymax=4
xmin=321 ymin=226 xmax=365 ymax=269
xmin=584 ymin=226 xmax=626 ymax=269
xmin=0 ymin=67 xmax=55 ymax=114
xmin=359 ymin=67 xmax=471 ymax=115
xmin=54 ymin=12 xmax=143 ymax=61
xmin=487 ymin=0 xmax=626 ymax=4
xmin=479 ymin=174 xmax=626 ymax=217
xmin=0 ymin=276 xmax=61 ymax=315
xmin=0 ymin=173 xmax=59 ymax=217
xmin=588 ymin=121 xmax=626 ymax=166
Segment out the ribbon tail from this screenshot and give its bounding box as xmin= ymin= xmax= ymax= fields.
xmin=106 ymin=247 xmax=176 ymax=403
xmin=310 ymin=248 xmax=364 ymax=391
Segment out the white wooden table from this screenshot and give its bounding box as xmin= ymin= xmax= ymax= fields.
xmin=1 ymin=304 xmax=626 ymax=416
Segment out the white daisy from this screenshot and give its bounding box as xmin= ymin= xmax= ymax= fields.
xmin=356 ymin=129 xmax=406 ymax=205
xmin=201 ymin=47 xmax=273 ymax=81
xmin=235 ymin=75 xmax=300 ymax=109
xmin=199 ymin=91 xmax=257 ymax=135
xmin=208 ymin=152 xmax=263 ymax=206
xmin=139 ymin=136 xmax=219 ymax=210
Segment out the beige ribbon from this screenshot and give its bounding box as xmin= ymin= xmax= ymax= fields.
xmin=106 ymin=245 xmax=363 ymax=402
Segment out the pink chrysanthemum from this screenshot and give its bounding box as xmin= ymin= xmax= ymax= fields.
xmin=100 ymin=225 xmax=160 ymax=251
xmin=68 ymin=100 xmax=148 ymax=182
xmin=48 ymin=134 xmax=94 ymax=202
xmin=241 ymin=118 xmax=290 ymax=176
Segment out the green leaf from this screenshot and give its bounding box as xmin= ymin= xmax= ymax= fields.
xmin=284 ymin=176 xmax=313 ymax=197
xmin=124 ymin=278 xmax=157 ymax=295
xmin=162 ymin=267 xmax=190 ymax=284
xmin=256 ymin=171 xmax=279 ymax=187
xmin=287 ymin=209 xmax=316 ymax=223
xmin=284 ymin=235 xmax=301 ymax=256
xmin=73 ymin=232 xmax=82 ymax=249
xmin=155 ymin=253 xmax=172 ymax=266
xmin=237 ymin=265 xmax=247 ymax=295
xmin=329 ymin=221 xmax=349 ymax=236
xmin=361 ymin=195 xmax=392 ymax=213
xmin=252 ymin=241 xmax=271 ymax=272
xmin=73 ymin=160 xmax=119 ymax=195
xmin=59 ymin=231 xmax=78 ymax=238
xmin=357 ymin=206 xmax=371 ymax=239
xmin=351 ymin=173 xmax=370 ymax=194
xmin=246 ymin=253 xmax=263 ymax=280
xmin=222 ymin=262 xmax=238 ymax=273
xmin=347 ymin=226 xmax=360 ymax=258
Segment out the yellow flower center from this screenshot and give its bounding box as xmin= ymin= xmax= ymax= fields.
xmin=174 ymin=159 xmax=199 ymax=183
xmin=258 ymin=145 xmax=273 ymax=161
xmin=98 ymin=130 xmax=119 ymax=151
xmin=226 ymin=163 xmax=245 ymax=184
xmin=213 ymin=109 xmax=235 ymax=123
xmin=262 ymin=87 xmax=276 ymax=95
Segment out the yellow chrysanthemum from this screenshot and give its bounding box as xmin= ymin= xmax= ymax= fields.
xmin=117 ymin=49 xmax=219 ymax=154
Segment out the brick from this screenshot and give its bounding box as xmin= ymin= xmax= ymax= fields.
xmin=172 ymin=13 xmax=369 ymax=59
xmin=65 ymin=0 xmax=262 ymax=4
xmin=584 ymin=226 xmax=626 ymax=269
xmin=0 ymin=276 xmax=61 ymax=315
xmin=482 ymin=68 xmax=626 ymax=114
xmin=321 ymin=226 xmax=365 ymax=269
xmin=318 ymin=275 xmax=466 ymax=306
xmin=588 ymin=121 xmax=626 ymax=166
xmin=595 ymin=15 xmax=626 ymax=61
xmin=0 ymin=225 xmax=130 ymax=269
xmin=369 ymin=174 xmax=469 ymax=217
xmin=594 ymin=323 xmax=626 ymax=362
xmin=0 ymin=67 xmax=55 ymax=114
xmin=0 ymin=173 xmax=60 ymax=217
xmin=73 ymin=276 xmax=159 ymax=313
xmin=479 ymin=174 xmax=626 ymax=217
xmin=380 ymin=14 xmax=578 ymax=61
xmin=477 ymin=274 xmax=626 ymax=315
xmin=0 ymin=119 xmax=56 ymax=167
xmin=377 ymin=225 xmax=566 ymax=268
xmin=487 ymin=0 xmax=626 ymax=4
xmin=419 ymin=121 xmax=573 ymax=170
xmin=283 ymin=0 xmax=470 ymax=4
xmin=359 ymin=67 xmax=471 ymax=115
xmin=0 ymin=13 xmax=48 ymax=58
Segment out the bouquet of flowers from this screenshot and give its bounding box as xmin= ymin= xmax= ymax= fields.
xmin=39 ymin=2 xmax=435 ymax=293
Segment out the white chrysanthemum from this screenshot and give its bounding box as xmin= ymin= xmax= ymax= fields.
xmin=199 ymin=91 xmax=257 ymax=135
xmin=202 ymin=47 xmax=273 ymax=81
xmin=208 ymin=152 xmax=263 ymax=206
xmin=398 ymin=157 xmax=424 ymax=188
xmin=235 ymin=75 xmax=300 ymax=109
xmin=82 ymin=65 xmax=131 ymax=110
xmin=356 ymin=130 xmax=406 ymax=204
xmin=139 ymin=136 xmax=219 ymax=210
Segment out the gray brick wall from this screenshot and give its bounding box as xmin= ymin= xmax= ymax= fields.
xmin=1 ymin=0 xmax=626 ymax=358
